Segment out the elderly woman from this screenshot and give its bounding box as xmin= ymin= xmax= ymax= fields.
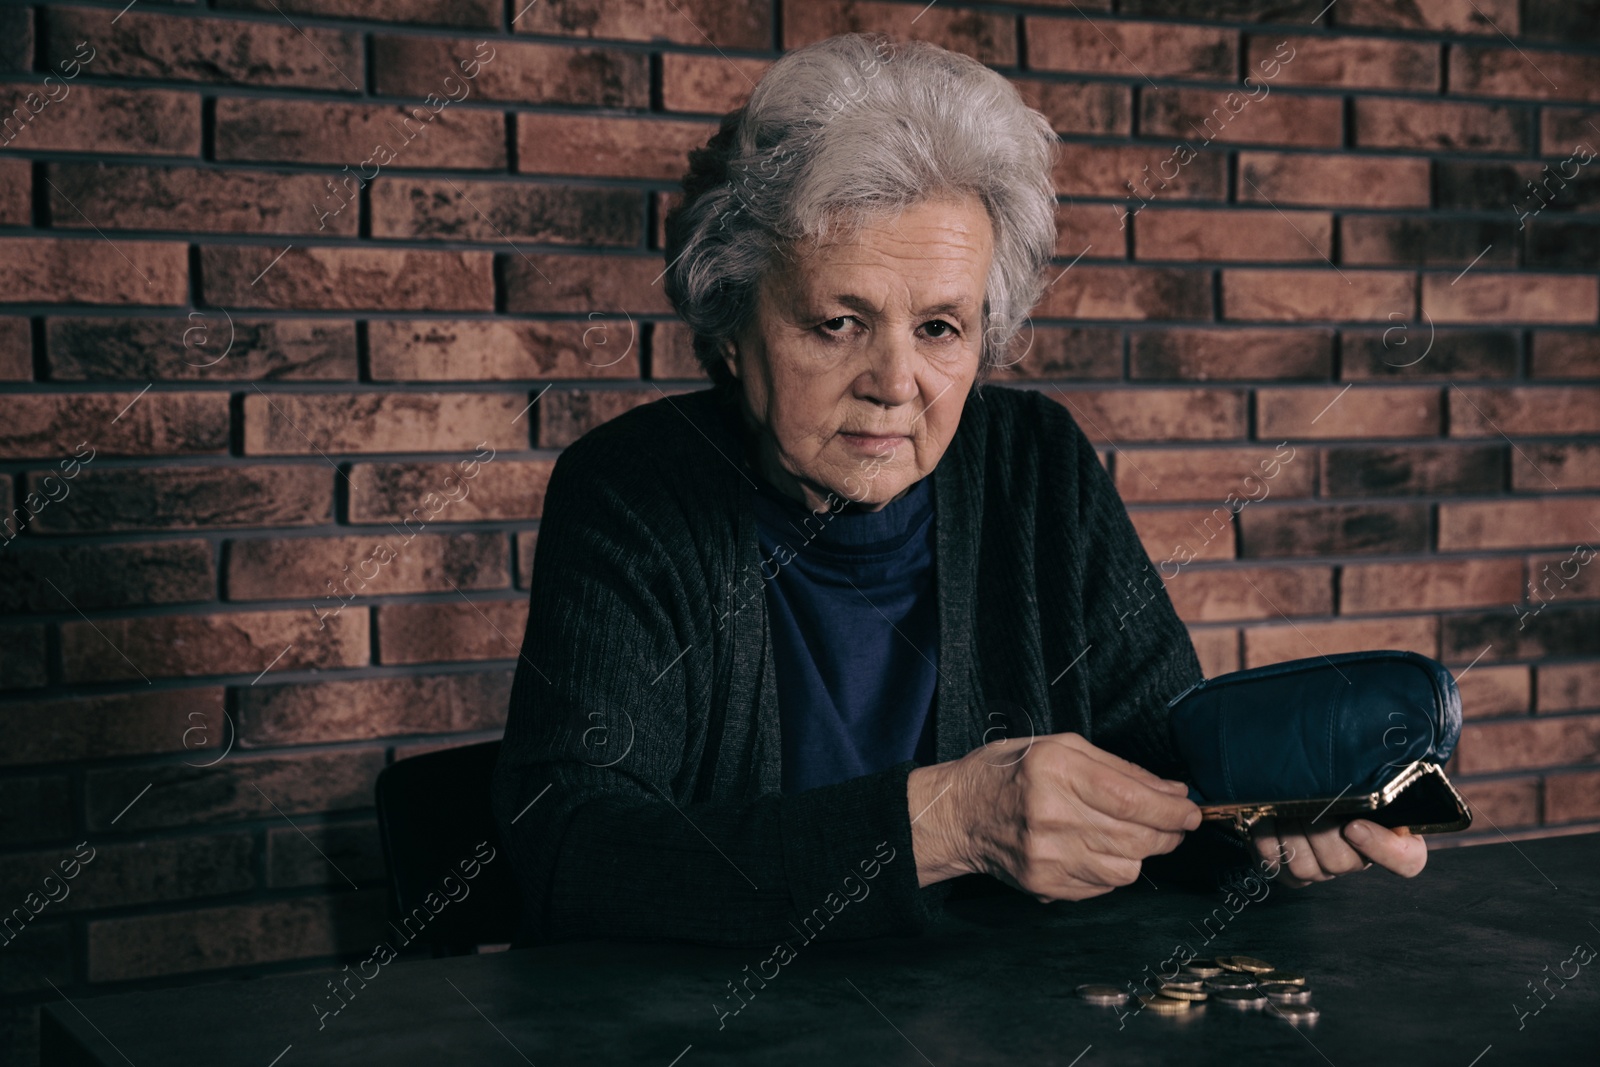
xmin=490 ymin=32 xmax=1425 ymax=947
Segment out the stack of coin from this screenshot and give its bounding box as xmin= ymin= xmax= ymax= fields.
xmin=1078 ymin=952 xmax=1320 ymax=1025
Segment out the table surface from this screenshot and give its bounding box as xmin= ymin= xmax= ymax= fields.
xmin=43 ymin=832 xmax=1600 ymax=1066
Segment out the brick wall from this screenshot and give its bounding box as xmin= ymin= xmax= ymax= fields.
xmin=1 ymin=0 xmax=1597 ymax=1062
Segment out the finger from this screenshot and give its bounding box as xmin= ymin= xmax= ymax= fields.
xmin=1051 ymin=734 xmax=1192 ymax=795
xmin=1303 ymin=820 xmax=1367 ymax=876
xmin=1251 ymin=820 xmax=1310 ymax=888
xmin=1045 ymin=781 xmax=1189 ymax=865
xmin=1277 ymin=821 xmax=1330 ymax=883
xmin=1343 ymin=820 xmax=1428 ymax=877
xmin=1069 ymin=762 xmax=1201 ymax=833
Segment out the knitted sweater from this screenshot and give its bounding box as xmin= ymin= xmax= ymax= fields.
xmin=490 ymin=379 xmax=1207 ymax=948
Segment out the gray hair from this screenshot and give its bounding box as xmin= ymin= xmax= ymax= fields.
xmin=662 ymin=32 xmax=1060 ymax=391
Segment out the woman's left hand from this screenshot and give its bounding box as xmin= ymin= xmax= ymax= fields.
xmin=1249 ymin=816 xmax=1427 ymax=887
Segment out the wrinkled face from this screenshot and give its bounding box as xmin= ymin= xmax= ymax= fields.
xmin=723 ymin=193 xmax=992 ymax=514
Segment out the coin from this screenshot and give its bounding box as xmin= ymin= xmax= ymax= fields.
xmin=1272 ymin=1003 xmax=1321 ymax=1025
xmin=1158 ymin=987 xmax=1209 ymax=1001
xmin=1181 ymin=959 xmax=1224 ymax=977
xmin=1076 ymin=984 xmax=1129 ymax=1006
xmin=1259 ymin=983 xmax=1313 ymax=1005
xmin=1204 ymin=973 xmax=1257 ymax=990
xmin=1260 ymin=970 xmax=1305 ymax=985
xmin=1138 ymin=994 xmax=1192 ymax=1014
xmin=1159 ymin=976 xmax=1206 ymax=993
xmin=1209 ymin=987 xmax=1267 ymax=1010
xmin=1230 ymin=955 xmax=1275 ymax=974
xmin=1215 ymin=956 xmax=1246 ymax=972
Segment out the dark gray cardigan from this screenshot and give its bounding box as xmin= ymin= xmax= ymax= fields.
xmin=491 ymin=379 xmax=1206 ymax=948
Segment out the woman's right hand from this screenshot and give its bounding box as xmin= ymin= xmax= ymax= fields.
xmin=907 ymin=732 xmax=1200 ymax=902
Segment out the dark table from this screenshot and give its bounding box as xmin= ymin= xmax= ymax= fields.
xmin=42 ymin=832 xmax=1600 ymax=1065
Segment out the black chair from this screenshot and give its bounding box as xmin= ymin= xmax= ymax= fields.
xmin=374 ymin=739 xmax=520 ymax=956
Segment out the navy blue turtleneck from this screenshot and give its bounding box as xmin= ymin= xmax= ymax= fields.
xmin=749 ymin=472 xmax=939 ymax=796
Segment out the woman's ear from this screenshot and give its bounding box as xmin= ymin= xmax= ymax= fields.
xmin=721 ymin=340 xmax=740 ymax=382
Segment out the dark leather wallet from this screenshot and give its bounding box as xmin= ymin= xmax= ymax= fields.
xmin=1166 ymin=650 xmax=1473 ymax=839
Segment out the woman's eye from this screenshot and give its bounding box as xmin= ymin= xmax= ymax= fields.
xmin=923 ymin=320 xmax=957 ymax=339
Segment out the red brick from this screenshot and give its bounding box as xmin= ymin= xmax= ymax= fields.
xmin=1354 ymin=98 xmax=1529 ymax=154
xmin=1451 ymin=46 xmax=1600 ymax=104
xmin=0 ymin=833 xmax=254 ymax=913
xmin=0 ymin=624 xmax=47 ymax=689
xmin=1165 ymin=564 xmax=1331 ymax=623
xmin=199 ymin=246 xmax=494 ymax=312
xmin=991 ymin=327 xmax=1122 ymax=382
xmin=24 ymin=465 xmax=333 ymax=533
xmin=46 ymin=7 xmax=362 ymax=90
xmin=369 ymin=319 xmax=642 ymax=381
xmin=516 ymin=529 xmax=541 ymax=589
xmin=1321 ymin=444 xmax=1503 ymax=497
xmin=1457 ymin=715 xmax=1600 ymax=774
xmin=1054 ymin=143 xmax=1225 ymax=200
xmin=62 ymin=608 xmax=369 ymax=684
xmin=87 ymin=890 xmax=388 ymax=982
xmin=1035 ymin=266 xmax=1211 ymax=320
xmin=84 ymin=748 xmax=386 ymax=832
xmin=518 ymin=0 xmax=767 ymax=48
xmin=516 ymin=113 xmax=716 ymax=180
xmin=0 ymin=83 xmax=199 ymax=156
xmin=1257 ymin=385 xmax=1438 ymax=439
xmin=540 ymin=387 xmax=694 ymax=448
xmin=377 ymin=601 xmax=530 ymax=664
xmin=0 ymin=237 xmax=187 ymax=305
xmin=1341 ymin=328 xmax=1517 ymax=380
xmin=1056 ymin=201 xmax=1126 ymax=260
xmin=1223 ymin=270 xmax=1416 ymax=322
xmin=1525 ymin=218 xmax=1600 ymax=272
xmin=1541 ymin=663 xmax=1600 ymax=713
xmin=0 ymin=392 xmax=228 ymax=459
xmin=349 ymin=460 xmax=555 ymax=523
xmin=217 ymin=0 xmax=498 ymax=27
xmin=214 ymin=97 xmax=506 ymax=167
xmin=1135 ymin=208 xmax=1332 ymax=262
xmin=1044 ymin=387 xmax=1244 ymax=442
xmin=1141 ymin=88 xmax=1342 ymax=148
xmin=1531 ymin=333 xmax=1600 ymax=378
xmin=1456 ymin=664 xmax=1531 ymax=718
xmin=1238 ymin=152 xmax=1430 ymax=209
xmin=0 ymin=317 xmax=28 ymax=381
xmin=1187 ymin=625 xmax=1239 ymax=677
xmin=1113 ymin=443 xmax=1312 ymax=503
xmin=504 ymin=253 xmax=678 ymax=315
xmin=1545 ymin=770 xmax=1600 ymax=823
xmin=784 ymin=3 xmax=1014 ymax=65
xmin=1129 ymin=328 xmax=1332 ymax=382
xmin=649 ymin=321 xmax=706 ymax=380
xmin=1012 ymin=79 xmax=1131 ymax=137
xmin=375 ymin=178 xmax=641 ymax=246
xmin=268 ymin=820 xmax=385 ymax=888
xmin=661 ymin=52 xmax=771 ymax=114
xmin=47 ymin=162 xmax=358 ymax=237
xmin=1513 ymin=444 xmax=1600 ymax=491
xmin=1239 ymin=503 xmax=1430 ymax=557
xmin=1540 ymin=108 xmax=1600 ymax=157
xmin=243 ymin=392 xmax=526 ymax=456
xmin=1442 ymin=606 xmax=1599 ymax=663
xmin=376 ymin=36 xmax=648 ymax=109
xmin=1340 ymin=216 xmax=1517 ymax=268
xmin=1340 ymin=559 xmax=1523 ymax=614
xmin=48 ymin=317 xmax=357 ymax=381
xmin=1130 ymin=508 xmax=1237 ymax=564
xmin=1244 ymin=34 xmax=1438 ymax=91
xmin=0 ymin=158 xmax=27 ymax=225
xmin=227 ymin=532 xmax=508 ymax=601
xmin=1243 ymin=615 xmax=1438 ymax=668
xmin=0 ymin=688 xmax=224 ymax=767
xmin=238 ymin=671 xmax=511 ymax=745
xmin=1456 ymin=778 xmax=1539 ymax=828
xmin=1115 ymin=0 xmax=1301 ymax=13
xmin=1336 ymin=0 xmax=1516 ymax=34
xmin=0 ymin=7 xmax=30 ymax=74
xmin=1439 ymin=498 xmax=1600 ymax=551
xmin=0 ymin=540 xmax=213 ymax=613
xmin=1025 ymin=19 xmax=1233 ymax=79
xmin=1523 ymin=3 xmax=1600 ymax=43
xmin=1433 ymin=160 xmax=1543 ymax=211
xmin=0 ymin=775 xmax=69 ymax=845
xmin=1450 ymin=386 xmax=1600 ymax=438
